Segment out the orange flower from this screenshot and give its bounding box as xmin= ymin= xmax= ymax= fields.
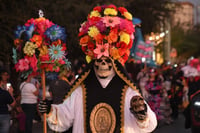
xmin=110 ymin=47 xmax=120 ymax=60
xmin=14 ymin=39 xmax=23 ymax=47
xmin=80 ymin=35 xmax=90 ymax=46
xmin=30 ymin=35 xmax=43 ymax=47
xmin=38 ymin=45 xmax=48 ymax=56
xmin=93 ymin=34 xmax=104 ymax=44
xmin=35 ymin=17 xmax=46 ymax=23
xmin=106 ymin=29 xmax=118 ymax=44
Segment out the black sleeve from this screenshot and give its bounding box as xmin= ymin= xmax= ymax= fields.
xmin=5 ymin=91 xmax=14 ymax=105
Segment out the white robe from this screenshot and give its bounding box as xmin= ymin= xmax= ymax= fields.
xmin=47 ymin=76 xmax=157 ymax=133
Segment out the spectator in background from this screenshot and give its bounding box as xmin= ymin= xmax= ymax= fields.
xmin=0 ymin=75 xmax=16 ymax=133
xmin=20 ymin=75 xmax=40 ymax=133
xmin=0 ymin=70 xmax=10 ymax=90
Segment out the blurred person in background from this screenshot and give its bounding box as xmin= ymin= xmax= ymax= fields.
xmin=183 ymin=74 xmax=200 ymax=130
xmin=144 ymin=68 xmax=166 ymax=124
xmin=0 ymin=70 xmax=10 ymax=90
xmin=20 ymin=75 xmax=39 ymax=133
xmin=137 ymin=67 xmax=149 ymax=100
xmin=0 ymin=75 xmax=16 ymax=133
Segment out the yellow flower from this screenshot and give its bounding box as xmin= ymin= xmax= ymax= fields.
xmin=104 ymin=8 xmax=118 ymax=16
xmin=110 ymin=47 xmax=120 ymax=60
xmin=120 ymin=32 xmax=130 ymax=45
xmin=23 ymin=41 xmax=38 ymax=56
xmin=90 ymin=11 xmax=101 ymax=18
xmin=39 ymin=45 xmax=48 ymax=56
xmin=88 ymin=26 xmax=99 ymax=38
xmin=123 ymin=11 xmax=132 ymax=20
xmin=86 ymin=55 xmax=92 ymax=63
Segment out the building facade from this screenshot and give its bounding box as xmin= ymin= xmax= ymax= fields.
xmin=172 ymin=2 xmax=194 ymax=31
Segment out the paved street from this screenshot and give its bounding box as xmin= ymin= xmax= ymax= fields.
xmin=33 ymin=113 xmax=192 ymax=133
xmin=154 ymin=114 xmax=191 ymax=133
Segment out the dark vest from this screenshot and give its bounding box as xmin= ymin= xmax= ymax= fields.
xmin=84 ymin=69 xmax=126 ymax=133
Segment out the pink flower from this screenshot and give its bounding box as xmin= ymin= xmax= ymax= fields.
xmin=15 ymin=58 xmax=30 ymax=72
xmin=119 ymin=19 xmax=135 ymax=34
xmin=79 ymin=22 xmax=90 ymax=36
xmin=94 ymin=43 xmax=109 ymax=59
xmin=102 ymin=16 xmax=120 ymax=27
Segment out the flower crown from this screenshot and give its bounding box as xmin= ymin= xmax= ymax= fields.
xmin=13 ymin=11 xmax=71 ymax=78
xmin=78 ymin=4 xmax=135 ymax=65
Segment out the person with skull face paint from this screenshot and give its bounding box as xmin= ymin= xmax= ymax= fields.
xmin=39 ymin=4 xmax=157 ymax=133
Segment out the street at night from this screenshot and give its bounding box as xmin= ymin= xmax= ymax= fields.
xmin=33 ymin=113 xmax=192 ymax=133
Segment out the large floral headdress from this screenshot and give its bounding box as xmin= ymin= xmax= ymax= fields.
xmin=13 ymin=11 xmax=71 ymax=78
xmin=78 ymin=4 xmax=135 ymax=65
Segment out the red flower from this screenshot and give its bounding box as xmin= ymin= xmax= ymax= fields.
xmin=61 ymin=44 xmax=66 ymax=51
xmin=78 ymin=31 xmax=84 ymax=37
xmin=118 ymin=7 xmax=127 ymax=14
xmin=58 ymin=59 xmax=65 ymax=65
xmin=25 ymin=55 xmax=38 ymax=72
xmin=88 ymin=17 xmax=101 ymax=25
xmin=40 ymin=54 xmax=50 ymax=62
xmin=47 ymin=64 xmax=54 ymax=71
xmin=93 ymin=6 xmax=102 ymax=12
xmin=24 ymin=18 xmax=35 ymax=26
xmin=81 ymin=46 xmax=87 ymax=53
xmin=123 ymin=52 xmax=129 ymax=61
xmin=127 ymin=39 xmax=133 ymax=49
xmin=116 ymin=42 xmax=128 ymax=49
xmin=87 ymin=42 xmax=95 ymax=51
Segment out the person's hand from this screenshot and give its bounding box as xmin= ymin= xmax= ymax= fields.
xmin=38 ymin=99 xmax=52 ymax=114
xmin=130 ymin=96 xmax=147 ymax=121
xmin=8 ymin=86 xmax=14 ymax=96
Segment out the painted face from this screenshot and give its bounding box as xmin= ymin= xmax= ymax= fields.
xmin=94 ymin=56 xmax=114 ymax=79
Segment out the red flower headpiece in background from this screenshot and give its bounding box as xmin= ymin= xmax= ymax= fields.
xmin=78 ymin=4 xmax=135 ymax=65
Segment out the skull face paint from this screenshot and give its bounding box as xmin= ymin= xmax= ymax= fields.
xmin=94 ymin=56 xmax=114 ymax=79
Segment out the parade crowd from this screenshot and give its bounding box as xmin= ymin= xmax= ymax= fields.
xmin=126 ymin=59 xmax=200 ymax=132
xmin=1 ymin=58 xmax=200 ymax=133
